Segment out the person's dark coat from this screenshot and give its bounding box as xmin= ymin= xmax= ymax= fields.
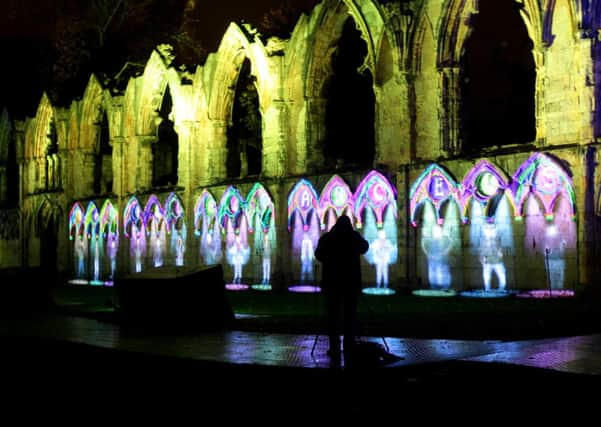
xmin=314 ymin=215 xmax=369 ymax=294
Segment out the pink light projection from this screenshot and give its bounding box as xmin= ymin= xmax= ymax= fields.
xmin=354 ymin=170 xmax=397 ymax=229
xmin=288 ymin=179 xmax=321 ymax=289
xmin=144 ymin=195 xmax=167 ymax=268
xmin=409 ymin=164 xmax=459 ymax=227
xmin=460 ymin=160 xmax=513 ymax=223
xmin=512 ymin=153 xmax=576 ymax=220
xmin=245 ymin=183 xmax=276 ymax=289
xmin=85 ymin=201 xmax=102 ymax=285
xmin=124 ymin=197 xmax=146 ymax=273
xmin=319 ymin=175 xmax=354 ymax=231
xmin=68 ymin=202 xmax=86 ymax=282
xmin=100 ymin=199 xmax=118 ymax=282
xmin=219 ymin=186 xmax=250 ymax=289
xmin=165 ymin=192 xmax=186 ymax=266
xmin=194 ymin=190 xmax=222 ymax=266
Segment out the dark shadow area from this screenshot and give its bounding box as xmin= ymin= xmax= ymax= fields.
xmin=114 ymin=264 xmax=234 ymax=332
xmin=152 ymin=86 xmax=179 ymax=187
xmin=323 ymin=17 xmax=375 ymax=170
xmin=460 ymin=0 xmax=536 ymax=151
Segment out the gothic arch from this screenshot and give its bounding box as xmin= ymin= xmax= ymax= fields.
xmin=543 ymin=0 xmax=581 ymax=46
xmin=136 ymin=49 xmax=185 ymax=137
xmin=207 ymin=22 xmax=272 ymax=121
xmin=80 ymin=75 xmax=106 ymax=151
xmin=305 ymin=0 xmax=385 ymax=100
xmin=27 ymin=93 xmax=54 ymax=161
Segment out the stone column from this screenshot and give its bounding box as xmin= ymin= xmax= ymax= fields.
xmin=261 ymin=100 xmax=288 ymax=178
xmin=440 ymin=67 xmax=460 ymax=155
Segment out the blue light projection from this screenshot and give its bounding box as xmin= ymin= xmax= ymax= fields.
xmin=219 ymin=186 xmax=250 ymax=290
xmin=144 ymin=195 xmax=166 ymax=268
xmin=69 ymin=202 xmax=87 ymax=284
xmin=124 ymin=197 xmax=146 ymax=273
xmin=195 ymin=190 xmax=222 ymax=266
xmin=165 ymin=192 xmax=186 ymax=266
xmin=100 ymin=199 xmax=119 ymax=284
xmin=288 ymin=179 xmax=321 ymax=292
xmin=85 ymin=201 xmax=103 ymax=285
xmin=354 ymin=171 xmax=397 ymax=295
xmin=245 ymin=183 xmax=276 ymax=290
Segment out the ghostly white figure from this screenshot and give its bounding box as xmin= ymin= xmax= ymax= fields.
xmin=262 ymin=233 xmax=272 ymax=284
xmin=74 ymin=236 xmax=86 ymax=278
xmin=371 ymin=229 xmax=394 ymax=288
xmin=300 ymin=227 xmax=314 ymax=282
xmin=134 ymin=231 xmax=143 ymax=273
xmin=421 ymin=225 xmax=452 ymax=289
xmin=544 ymin=224 xmax=567 ymax=289
xmin=228 ymin=234 xmax=249 ymax=284
xmin=479 ymin=223 xmax=506 ymax=291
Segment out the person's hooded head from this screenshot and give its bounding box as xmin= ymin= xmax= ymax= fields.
xmin=332 ymin=215 xmax=353 ymax=233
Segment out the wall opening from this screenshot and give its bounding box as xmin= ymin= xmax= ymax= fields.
xmin=227 ymin=58 xmax=262 ymax=179
xmin=152 ymin=86 xmax=179 ymax=187
xmin=93 ymin=112 xmax=112 ymax=194
xmin=323 ymin=17 xmax=375 ymax=170
xmin=459 ymin=0 xmax=536 ymax=151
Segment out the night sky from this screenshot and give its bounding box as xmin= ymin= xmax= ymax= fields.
xmin=0 ymin=0 xmax=320 ymax=117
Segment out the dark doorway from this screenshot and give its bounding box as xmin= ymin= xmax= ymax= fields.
xmin=93 ymin=112 xmax=113 ymax=194
xmin=323 ymin=17 xmax=375 ymax=170
xmin=152 ymin=87 xmax=179 ymax=187
xmin=459 ymin=0 xmax=536 ymax=151
xmin=227 ymin=58 xmax=262 ymax=179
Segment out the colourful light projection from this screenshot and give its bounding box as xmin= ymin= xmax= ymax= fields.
xmin=409 ymin=164 xmax=459 ymax=227
xmin=165 ymin=192 xmax=186 ymax=266
xmin=354 ymin=171 xmax=397 ymax=295
xmin=100 ymin=199 xmax=118 ymax=283
xmin=194 ymin=190 xmax=222 ymax=266
xmin=85 ymin=201 xmax=102 ymax=285
xmin=68 ymin=202 xmax=87 ymax=283
xmin=245 ymin=183 xmax=276 ymax=290
xmin=124 ymin=197 xmax=146 ymax=273
xmin=219 ymin=186 xmax=250 ymax=290
xmin=319 ymin=175 xmax=354 ymax=231
xmin=518 ymin=154 xmax=576 ymax=293
xmin=512 ymin=153 xmax=576 ymax=221
xmin=144 ymin=195 xmax=166 ymax=268
xmin=460 ymin=160 xmax=513 ymax=223
xmin=410 ymin=165 xmax=459 ymax=294
xmin=287 ymin=179 xmax=321 ymax=292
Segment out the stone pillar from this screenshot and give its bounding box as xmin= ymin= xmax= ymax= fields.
xmin=201 ymin=119 xmax=227 ymax=184
xmin=440 ymin=67 xmax=460 ymax=155
xmin=262 ymin=100 xmax=288 ymax=178
xmin=304 ymin=97 xmax=327 ymax=172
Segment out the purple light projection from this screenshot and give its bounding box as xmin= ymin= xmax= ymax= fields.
xmin=144 ymin=195 xmax=167 ymax=268
xmin=195 ymin=190 xmax=222 ymax=266
xmin=100 ymin=200 xmax=118 ymax=285
xmin=68 ymin=202 xmax=87 ymax=284
xmin=319 ymin=175 xmax=354 ymax=231
xmin=515 ymin=154 xmax=576 ymax=293
xmin=165 ymin=193 xmax=186 ymax=267
xmin=410 ymin=165 xmax=459 ymax=294
xmin=85 ymin=202 xmax=102 ymax=285
xmin=219 ymin=186 xmax=250 ymax=290
xmin=245 ymin=183 xmax=275 ymax=290
xmin=287 ymin=179 xmax=321 ymax=292
xmin=124 ymin=197 xmax=146 ymax=273
xmin=354 ymin=170 xmax=397 ymax=295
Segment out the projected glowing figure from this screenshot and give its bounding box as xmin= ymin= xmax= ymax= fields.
xmin=219 ymin=186 xmax=250 ymax=286
xmin=144 ymin=195 xmax=166 ymax=268
xmin=165 ymin=193 xmax=186 ymax=266
xmin=421 ymin=215 xmax=452 ymax=288
xmin=355 ymin=171 xmax=398 ymax=293
xmin=288 ymin=179 xmax=321 ymax=286
xmin=246 ymin=183 xmax=276 ymax=287
xmin=69 ymin=202 xmax=86 ymax=279
xmin=100 ymin=200 xmax=119 ymax=280
xmin=515 ymin=154 xmax=576 ymax=291
xmin=371 ymin=229 xmax=394 ymax=288
xmin=195 ymin=191 xmax=222 ymax=265
xmin=124 ymin=197 xmax=146 ymax=273
xmin=84 ymin=202 xmax=102 ymax=283
xmin=479 ymin=223 xmax=506 ymax=291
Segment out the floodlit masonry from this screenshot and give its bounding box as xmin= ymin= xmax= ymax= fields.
xmin=0 ymin=0 xmax=600 ymax=294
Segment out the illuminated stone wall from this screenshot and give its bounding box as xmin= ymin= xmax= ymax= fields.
xmin=2 ymin=0 xmax=600 ymax=291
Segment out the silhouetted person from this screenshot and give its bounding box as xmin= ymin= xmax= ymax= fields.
xmin=315 ymin=215 xmax=369 ymax=361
